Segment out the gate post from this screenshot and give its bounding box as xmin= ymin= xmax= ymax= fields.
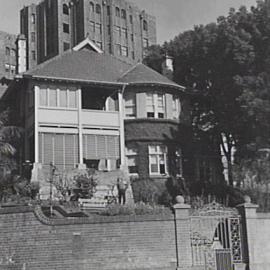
xmin=173 ymin=196 xmax=192 ymax=270
xmin=236 ymin=196 xmax=259 ymax=270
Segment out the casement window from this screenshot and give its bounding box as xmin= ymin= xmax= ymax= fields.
xmin=124 ymin=92 xmax=136 ymax=118
xmin=126 ymin=147 xmax=138 ymax=174
xmin=148 ymin=145 xmax=167 ymax=175
xmin=143 ymin=20 xmax=148 ymax=31
xmin=172 ymin=95 xmax=181 ymax=119
xmin=90 ymin=2 xmax=94 ymax=13
xmin=63 ymin=4 xmax=69 ymax=15
xmin=146 ymin=92 xmax=165 ymax=119
xmin=63 ymin=23 xmax=69 ymax=33
xmin=39 ymin=88 xmax=77 ymax=108
xmin=115 ymin=7 xmax=120 ymax=17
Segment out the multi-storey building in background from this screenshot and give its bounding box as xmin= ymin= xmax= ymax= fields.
xmin=20 ymin=0 xmax=156 ymax=70
xmin=0 ymin=31 xmax=17 ymax=97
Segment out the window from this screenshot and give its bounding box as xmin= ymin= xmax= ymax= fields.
xmin=149 ymin=145 xmax=167 ymax=175
xmin=63 ymin=23 xmax=69 ymax=33
xmin=4 ymin=64 xmax=9 ymax=72
xmin=121 ymin=28 xmax=127 ymax=39
xmin=175 ymin=148 xmax=183 ymax=177
xmin=49 ymin=88 xmax=57 ymax=107
xmin=172 ymin=95 xmax=181 ymax=119
xmin=146 ymin=92 xmax=165 ymax=119
xmin=96 ymin=41 xmax=102 ymax=49
xmin=63 ymin=4 xmax=69 ymax=15
xmin=107 ymin=25 xmax=111 ymax=35
xmin=11 ymin=49 xmax=16 ymax=58
xmin=129 ymin=14 xmax=133 ymax=24
xmin=96 ymin=23 xmax=102 ymax=34
xmin=63 ymin=42 xmax=70 ymax=51
xmin=130 ymin=33 xmax=134 ymax=42
xmin=90 ymin=1 xmax=94 ymax=12
xmin=132 ymin=51 xmax=135 ymax=60
xmin=5 ymin=47 xmax=10 ymax=56
xmin=121 ymin=9 xmax=126 ymax=19
xmin=31 ymin=13 xmax=36 ymax=23
xmin=107 ymin=6 xmax=110 ymax=16
xmin=125 ymin=92 xmax=136 ymax=118
xmin=31 ymin=50 xmax=36 ymax=60
xmin=31 ymin=32 xmax=35 ymax=42
xmin=143 ymin=38 xmax=149 ymax=48
xmin=90 ymin=21 xmax=95 ymax=32
xmin=116 ymin=44 xmax=121 ymax=55
xmin=115 ymin=7 xmax=120 ymax=17
xmin=121 ymin=46 xmax=128 ymax=57
xmin=10 ymin=65 xmax=16 ymax=74
xmin=96 ymin=4 xmax=101 ymax=14
xmin=39 ymin=88 xmax=48 ymax=106
xmin=69 ymin=90 xmax=77 ymax=108
xmin=126 ymin=147 xmax=138 ymax=174
xmin=59 ymin=89 xmax=68 ymax=107
xmin=115 ymin=26 xmax=121 ymax=39
xmin=143 ymin=20 xmax=148 ymax=31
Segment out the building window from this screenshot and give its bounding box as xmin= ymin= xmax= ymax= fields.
xmin=96 ymin=4 xmax=101 ymax=14
xmin=146 ymin=92 xmax=165 ymax=119
xmin=90 ymin=2 xmax=94 ymax=12
xmin=107 ymin=6 xmax=110 ymax=16
xmin=69 ymin=89 xmax=77 ymax=108
xmin=63 ymin=23 xmax=69 ymax=33
xmin=115 ymin=26 xmax=121 ymax=39
xmin=115 ymin=7 xmax=120 ymax=17
xmin=129 ymin=15 xmax=133 ymax=24
xmin=132 ymin=51 xmax=135 ymax=60
xmin=63 ymin=42 xmax=70 ymax=51
xmin=121 ymin=46 xmax=128 ymax=57
xmin=5 ymin=47 xmax=10 ymax=56
xmin=107 ymin=25 xmax=111 ymax=35
xmin=63 ymin=4 xmax=69 ymax=15
xmin=31 ymin=50 xmax=36 ymax=60
xmin=39 ymin=88 xmax=48 ymax=106
xmin=10 ymin=65 xmax=16 ymax=74
xmin=4 ymin=64 xmax=9 ymax=72
xmin=126 ymin=147 xmax=138 ymax=174
xmin=59 ymin=89 xmax=68 ymax=107
xmin=121 ymin=9 xmax=126 ymax=19
xmin=31 ymin=13 xmax=36 ymax=23
xmin=31 ymin=32 xmax=35 ymax=42
xmin=121 ymin=28 xmax=127 ymax=39
xmin=116 ymin=44 xmax=121 ymax=55
xmin=149 ymin=145 xmax=167 ymax=175
xmin=11 ymin=49 xmax=16 ymax=58
xmin=143 ymin=38 xmax=149 ymax=48
xmin=175 ymin=148 xmax=183 ymax=177
xmin=172 ymin=95 xmax=181 ymax=119
xmin=124 ymin=92 xmax=136 ymax=118
xmin=143 ymin=20 xmax=148 ymax=31
xmin=90 ymin=21 xmax=95 ymax=32
xmin=96 ymin=41 xmax=102 ymax=49
xmin=130 ymin=33 xmax=134 ymax=42
xmin=96 ymin=23 xmax=102 ymax=34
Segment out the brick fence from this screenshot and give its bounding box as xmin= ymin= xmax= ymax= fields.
xmin=0 ymin=201 xmax=192 ymax=270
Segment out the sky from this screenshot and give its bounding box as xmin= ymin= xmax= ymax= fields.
xmin=0 ymin=0 xmax=258 ymax=44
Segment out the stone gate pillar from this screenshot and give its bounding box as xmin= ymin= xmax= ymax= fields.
xmin=173 ymin=196 xmax=192 ymax=270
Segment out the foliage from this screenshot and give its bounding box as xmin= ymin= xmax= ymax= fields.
xmin=143 ymin=45 xmax=166 ymax=73
xmin=101 ymin=202 xmax=170 ymax=216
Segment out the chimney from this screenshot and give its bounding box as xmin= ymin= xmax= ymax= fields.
xmin=162 ymin=54 xmax=173 ymax=80
xmin=16 ymin=34 xmax=27 ymax=74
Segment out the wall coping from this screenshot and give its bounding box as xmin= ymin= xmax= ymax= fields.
xmin=0 ymin=205 xmax=174 ymax=226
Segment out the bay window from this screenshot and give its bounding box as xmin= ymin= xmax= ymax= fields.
xmin=148 ymin=145 xmax=167 ymax=175
xmin=146 ymin=92 xmax=165 ymax=118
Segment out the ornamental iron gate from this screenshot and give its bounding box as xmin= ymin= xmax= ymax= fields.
xmin=190 ymin=202 xmax=243 ymax=270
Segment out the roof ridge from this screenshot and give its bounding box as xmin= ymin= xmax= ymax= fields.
xmin=118 ymin=62 xmax=141 ymax=81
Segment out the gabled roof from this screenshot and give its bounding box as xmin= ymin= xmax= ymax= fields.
xmin=72 ymin=37 xmax=103 ymax=54
xmin=118 ymin=63 xmax=182 ymax=88
xmin=25 ymin=49 xmax=132 ymax=84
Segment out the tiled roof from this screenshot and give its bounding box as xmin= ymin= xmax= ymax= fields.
xmin=25 ymin=49 xmax=132 ymax=84
xmin=118 ymin=63 xmax=181 ymax=88
xmin=25 ymin=48 xmax=184 ymax=90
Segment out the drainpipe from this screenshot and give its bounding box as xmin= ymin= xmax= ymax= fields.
xmin=118 ymin=84 xmax=127 ymax=169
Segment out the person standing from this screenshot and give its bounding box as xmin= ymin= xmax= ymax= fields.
xmin=117 ymin=178 xmax=128 ymax=205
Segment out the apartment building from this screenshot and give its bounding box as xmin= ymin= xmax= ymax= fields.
xmin=20 ymin=0 xmax=156 ymax=70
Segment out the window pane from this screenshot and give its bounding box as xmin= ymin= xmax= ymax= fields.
xmin=39 ymin=88 xmax=47 ymax=106
xmin=149 ymin=146 xmax=157 ymax=154
xmin=69 ymin=90 xmax=77 ymax=108
xmin=49 ymin=88 xmax=57 ymax=107
xmin=59 ymin=89 xmax=67 ymax=107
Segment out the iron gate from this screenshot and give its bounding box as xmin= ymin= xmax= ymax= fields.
xmin=190 ymin=202 xmax=243 ymax=270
